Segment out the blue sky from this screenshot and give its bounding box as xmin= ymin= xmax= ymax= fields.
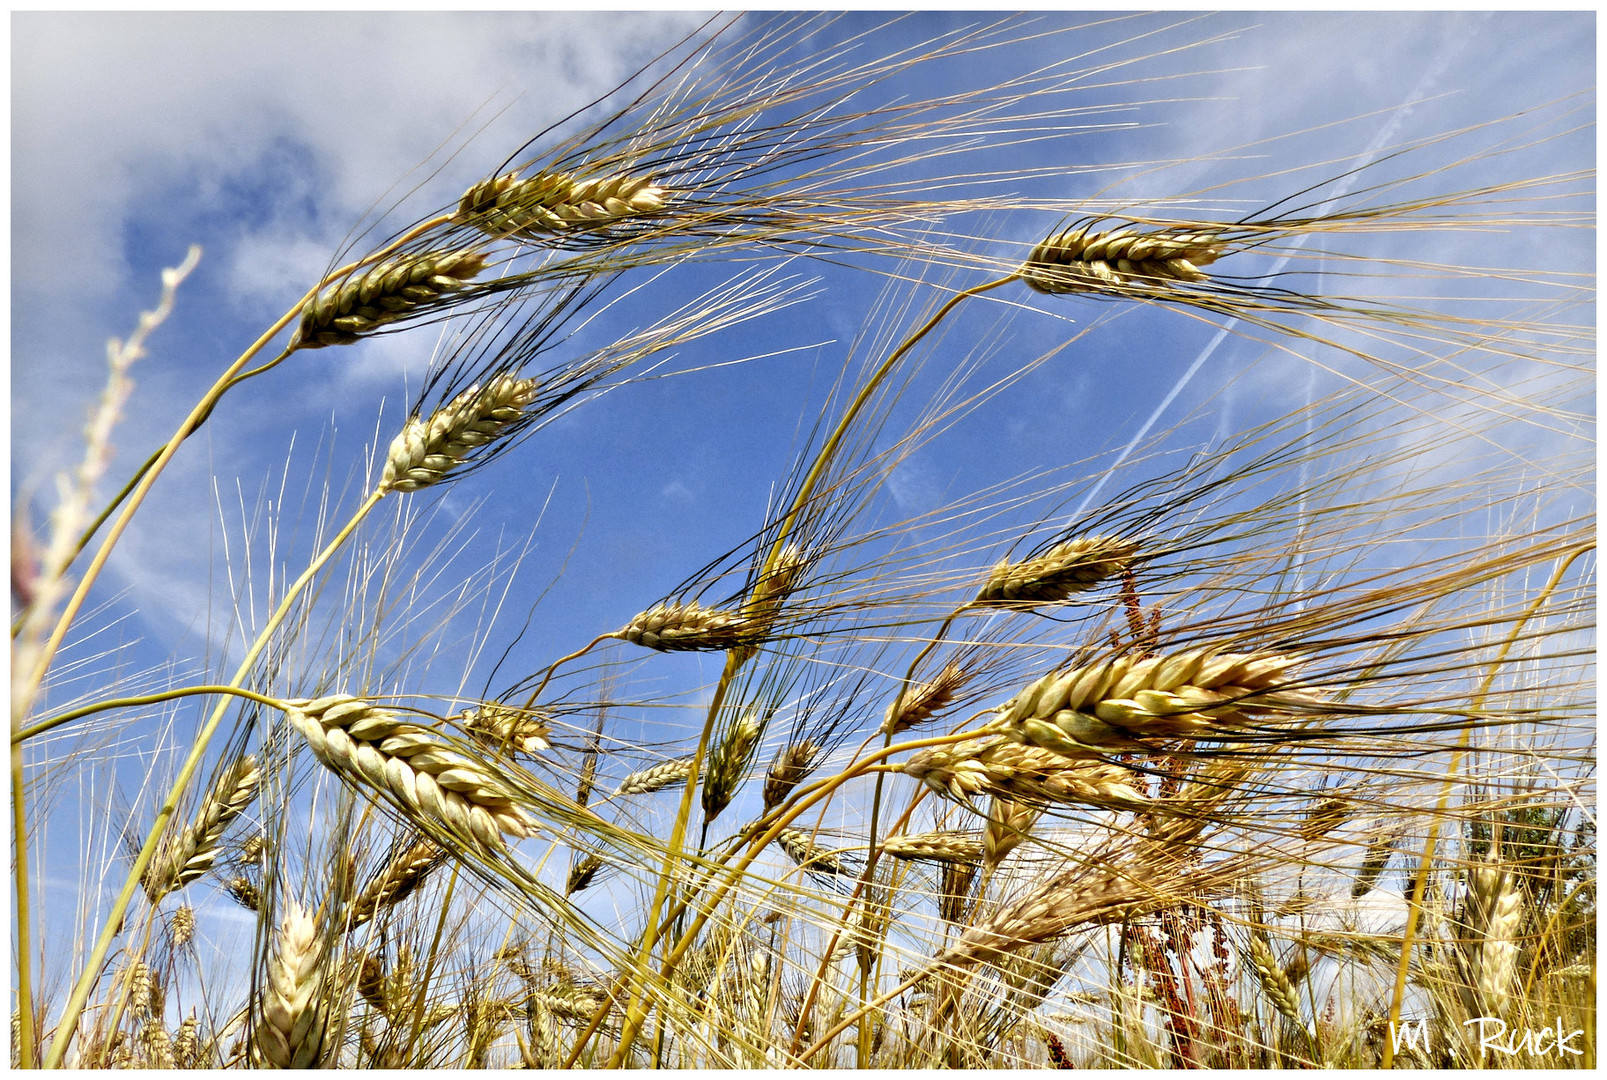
xmin=11 ymin=10 xmax=1595 ymax=1013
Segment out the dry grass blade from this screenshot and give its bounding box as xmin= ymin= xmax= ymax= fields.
xmin=457 ymin=170 xmax=666 ymax=239
xmin=1021 ymin=223 xmax=1227 ymax=296
xmin=972 ymin=537 xmax=1138 ymax=608
xmin=141 ymin=755 xmax=261 ymax=903
xmin=289 ymin=249 xmax=489 ymax=349
xmin=380 ymin=373 xmax=542 ymax=493
xmin=285 ymin=695 xmax=538 ymax=852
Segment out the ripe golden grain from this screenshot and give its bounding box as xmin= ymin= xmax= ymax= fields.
xmin=290 ymin=249 xmax=489 ymax=350
xmin=457 ymin=171 xmax=666 ymax=239
xmin=1021 ymin=224 xmax=1226 ymax=296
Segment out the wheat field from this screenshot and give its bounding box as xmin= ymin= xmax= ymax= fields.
xmin=11 ymin=12 xmax=1594 ymax=1069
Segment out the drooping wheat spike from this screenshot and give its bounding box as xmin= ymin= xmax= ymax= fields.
xmin=289 ymin=248 xmax=489 ymax=350
xmin=903 ymin=735 xmax=1149 ymax=810
xmin=380 ymin=372 xmax=542 ymax=493
xmin=733 ymin=543 xmax=808 ymax=666
xmin=348 ymin=837 xmax=447 ymax=929
xmin=284 ymin=694 xmax=538 ymax=853
xmin=881 ymin=830 xmax=985 ymax=865
xmin=995 ymin=648 xmax=1322 ymax=752
xmin=1351 ymin=828 xmax=1402 ymax=898
xmin=355 ymin=952 xmax=391 ymax=1016
xmin=1299 ymin=793 xmax=1353 ymax=840
xmin=762 ymin=738 xmax=820 ymax=812
xmin=1246 ymin=931 xmax=1303 ymax=1025
xmin=617 ymin=600 xmax=756 ymax=653
xmin=882 ymin=661 xmax=968 ymax=736
xmin=614 ymin=755 xmax=697 ymax=797
xmin=459 ymin=702 xmax=552 ymax=757
xmin=972 ymin=537 xmax=1139 ymax=609
xmin=528 ymin=982 xmax=612 ymax=1021
xmin=123 ymin=960 xmax=156 ymax=1018
xmin=171 ymin=1015 xmax=199 ymax=1069
xmin=169 ymin=905 xmax=195 ymax=951
xmin=702 ymin=710 xmax=764 ymax=823
xmin=141 ymin=755 xmax=261 ymax=903
xmin=1020 ymin=222 xmax=1227 ymax=297
xmin=566 ymin=853 xmax=604 ymax=895
xmin=983 ymin=797 xmax=1041 ymax=869
xmin=138 ymin=1017 xmax=175 ymax=1070
xmin=251 ymin=901 xmax=329 ymax=1069
xmin=225 ymin=875 xmax=263 ymax=912
xmin=457 ymin=170 xmax=667 ymax=240
xmin=776 ymin=828 xmax=849 ymax=877
xmin=1465 ymin=853 xmax=1524 ymax=1017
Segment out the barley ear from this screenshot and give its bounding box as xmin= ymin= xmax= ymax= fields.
xmin=251 ymin=902 xmax=329 ymax=1068
xmin=762 ymin=738 xmax=820 ymax=812
xmin=380 ymin=372 xmax=542 ymax=493
xmin=142 ymin=755 xmax=262 ymax=903
xmin=1020 ymin=223 xmax=1227 ymax=296
xmin=882 ymin=661 xmax=967 ymax=736
xmin=618 ymin=600 xmax=756 ymax=653
xmin=290 ymin=249 xmax=489 ymax=350
xmin=614 ymin=755 xmax=697 ymax=797
xmin=457 ymin=170 xmax=666 ymax=239
xmin=972 ymin=537 xmax=1138 ymax=608
xmin=702 ymin=710 xmax=764 ymax=823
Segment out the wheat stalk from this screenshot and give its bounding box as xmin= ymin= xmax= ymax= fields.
xmin=995 ymin=648 xmax=1321 ymax=751
xmin=141 ymin=755 xmax=261 ymax=903
xmin=1020 ymin=223 xmax=1227 ymax=296
xmin=380 ymin=372 xmax=542 ymax=493
xmin=284 ymin=695 xmax=538 ymax=853
xmin=972 ymin=537 xmax=1138 ymax=608
xmin=903 ymin=735 xmax=1149 ymax=810
xmin=289 ymin=249 xmax=489 ymax=350
xmin=251 ymin=902 xmax=329 ymax=1068
xmin=457 ymin=171 xmax=667 ymax=239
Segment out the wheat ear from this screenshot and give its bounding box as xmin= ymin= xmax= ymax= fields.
xmin=1246 ymin=931 xmax=1303 ymax=1024
xmin=1466 ymin=854 xmax=1524 ymax=1016
xmin=973 ymin=537 xmax=1138 ymax=608
xmin=762 ymin=738 xmax=820 ymax=812
xmin=881 ymin=830 xmax=985 ymax=865
xmin=733 ymin=543 xmax=808 ymax=666
xmin=1021 ymin=224 xmax=1226 ymax=296
xmin=251 ymin=902 xmax=328 ymax=1068
xmin=289 ymin=249 xmax=489 ymax=349
xmin=285 ymin=695 xmax=538 ymax=853
xmin=997 ymin=648 xmax=1321 ymax=751
xmin=1351 ymin=827 xmax=1402 ymax=897
xmin=702 ymin=710 xmax=764 ymax=823
xmin=348 ymin=837 xmax=446 ymax=929
xmin=903 ymin=735 xmax=1148 ymax=810
xmin=141 ymin=755 xmax=261 ymax=903
xmin=566 ymin=853 xmax=605 ymax=895
xmin=618 ymin=601 xmax=756 ymax=653
xmin=777 ymin=828 xmax=850 ymax=877
xmin=882 ymin=661 xmax=968 ymax=736
xmin=614 ymin=755 xmax=697 ymax=797
xmin=459 ymin=703 xmax=552 ymax=756
xmin=983 ymin=797 xmax=1040 ymax=869
xmin=457 ymin=170 xmax=666 ymax=239
xmin=380 ymin=372 xmax=541 ymax=493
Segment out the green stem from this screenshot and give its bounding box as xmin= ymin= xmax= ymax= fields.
xmin=42 ymin=487 xmax=387 ymax=1068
